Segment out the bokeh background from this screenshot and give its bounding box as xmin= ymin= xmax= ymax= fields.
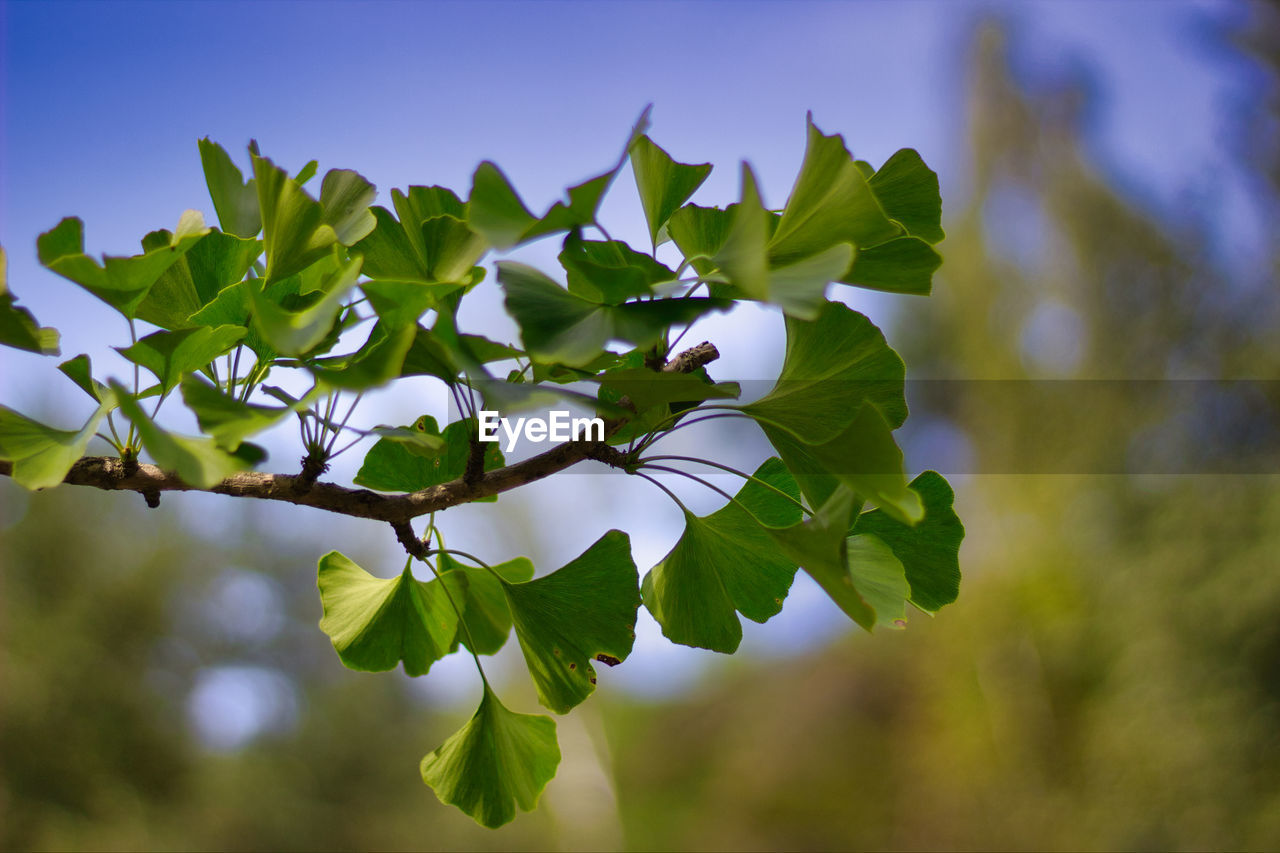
xmin=2 ymin=0 xmax=1279 ymax=849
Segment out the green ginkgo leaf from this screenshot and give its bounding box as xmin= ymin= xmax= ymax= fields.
xmin=739 ymin=301 xmax=907 ymax=448
xmin=199 ymin=138 xmax=262 ymax=238
xmin=111 ymin=381 xmax=248 ymax=488
xmin=250 ymin=148 xmax=348 ymax=282
xmin=419 ymin=215 xmax=488 ymax=283
xmin=420 ymin=683 xmax=560 ymax=828
xmin=766 ymin=243 xmax=853 ymax=319
xmin=36 ymin=213 xmax=210 ymax=317
xmin=642 ymin=458 xmax=803 ymax=653
xmin=468 ymin=107 xmax=651 ymax=250
xmin=629 ymin=135 xmax=712 ymax=247
xmin=768 ymin=485 xmax=876 ymax=629
xmin=853 ymin=470 xmax=964 ymax=612
xmin=179 ymin=375 xmax=298 ymax=449
xmin=466 ymin=162 xmax=540 ymax=250
xmin=499 ymin=261 xmax=726 ymax=367
xmin=391 ymin=186 xmax=468 ymax=268
xmin=767 ymin=115 xmax=900 ymax=267
xmin=867 ymin=147 xmax=945 ymax=244
xmin=559 ymin=235 xmax=675 ymax=304
xmin=666 ymin=184 xmax=851 ymax=319
xmin=766 ymin=401 xmax=922 ymax=525
xmin=248 ymin=254 xmax=362 ymax=356
xmin=117 ymin=325 xmax=247 ymax=395
xmin=307 ymin=323 xmax=417 ymax=391
xmin=316 ymin=551 xmax=460 ymax=676
xmin=841 ymin=236 xmax=942 ymax=296
xmin=843 ymin=533 xmax=910 ymax=629
xmin=0 ymin=245 xmax=60 ymax=356
xmin=713 ymin=163 xmax=770 ymax=302
xmin=0 ymin=402 xmax=108 ymax=490
xmin=0 ymin=293 xmax=60 ymax=355
xmin=666 ymin=203 xmax=732 ymax=277
xmin=596 ymin=367 xmax=739 ymax=415
xmin=318 ymin=168 xmax=378 ymax=246
xmin=57 ymin=354 xmax=110 ymax=404
xmin=360 ymin=279 xmax=463 ymax=330
xmin=504 ymin=529 xmax=640 ymax=714
xmin=134 ymin=229 xmax=261 ymax=330
xmin=354 ymin=416 xmax=503 ymax=494
xmin=438 ymin=552 xmax=535 ymax=655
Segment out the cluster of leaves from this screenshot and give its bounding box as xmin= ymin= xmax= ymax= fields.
xmin=0 ymin=110 xmax=963 ymax=828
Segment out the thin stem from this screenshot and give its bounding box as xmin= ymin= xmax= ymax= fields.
xmin=640 ymin=462 xmax=737 ymax=505
xmin=128 ymin=319 xmax=139 ymax=396
xmin=230 ymin=345 xmax=243 ymax=394
xmin=327 ymin=433 xmax=366 ymax=460
xmin=631 ymin=410 xmax=751 ymax=456
xmin=322 ymin=391 xmax=339 ymax=435
xmin=427 ymin=547 xmax=507 ymax=585
xmin=639 ymin=462 xmax=780 ymax=524
xmin=632 ymin=470 xmax=691 ymax=514
xmin=642 ymin=454 xmax=812 ymax=516
xmin=105 ymin=411 xmax=124 ymax=448
xmin=299 ymin=411 xmax=315 ymax=449
xmin=419 ymin=553 xmax=488 ymax=684
xmin=665 ymin=281 xmax=707 ymax=354
xmin=238 ymin=360 xmax=263 ymax=403
xmin=463 ymin=382 xmax=479 ymax=420
xmin=449 ymin=383 xmax=474 ymax=421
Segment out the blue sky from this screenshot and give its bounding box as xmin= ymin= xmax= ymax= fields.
xmin=3 ymin=0 xmax=1253 ymax=378
xmin=0 ymin=0 xmax=1263 ymax=735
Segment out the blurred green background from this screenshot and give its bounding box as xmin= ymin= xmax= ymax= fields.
xmin=4 ymin=8 xmax=1280 ymax=852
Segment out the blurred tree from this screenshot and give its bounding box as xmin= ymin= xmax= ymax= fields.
xmin=0 ymin=487 xmax=569 ymax=850
xmin=603 ymin=18 xmax=1280 ymax=852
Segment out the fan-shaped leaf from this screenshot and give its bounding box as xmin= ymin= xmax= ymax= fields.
xmin=767 ymin=486 xmax=875 ymax=629
xmin=316 ymin=552 xmax=460 ymax=676
xmin=420 ymin=684 xmax=559 ymax=828
xmin=853 ymin=470 xmax=963 ymax=611
xmin=867 ymin=148 xmax=945 ymax=244
xmin=0 ymin=402 xmax=108 ymax=490
xmin=630 ymin=135 xmax=712 ymax=247
xmin=134 ymin=230 xmax=261 ymax=329
xmin=179 ymin=375 xmax=298 ymax=449
xmin=307 ymin=323 xmax=416 ymax=391
xmin=559 ymin=235 xmax=675 ymax=304
xmin=740 ymin=301 xmax=907 ymax=446
xmin=642 ymin=459 xmax=802 ymax=652
xmin=354 ymin=415 xmax=502 ymax=493
xmin=499 ymin=261 xmax=726 ymax=367
xmin=199 ymin=139 xmax=262 ymax=238
xmin=767 ymin=115 xmax=899 ymax=266
xmin=248 ymin=255 xmax=362 ymax=356
xmin=844 ymin=533 xmax=910 ymax=629
xmin=438 ymin=552 xmax=535 ymax=656
xmin=117 ymin=325 xmax=246 ymax=395
xmin=504 ymin=530 xmax=640 ymax=713
xmin=36 ymin=214 xmax=210 ymax=317
xmin=318 ymin=168 xmax=377 ymax=245
xmin=841 ymin=236 xmax=941 ymax=296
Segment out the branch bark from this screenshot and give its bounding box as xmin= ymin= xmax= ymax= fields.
xmin=0 ymin=342 xmax=719 ymax=526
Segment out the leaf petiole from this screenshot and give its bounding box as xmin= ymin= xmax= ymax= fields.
xmin=641 ymin=454 xmax=812 ymax=517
